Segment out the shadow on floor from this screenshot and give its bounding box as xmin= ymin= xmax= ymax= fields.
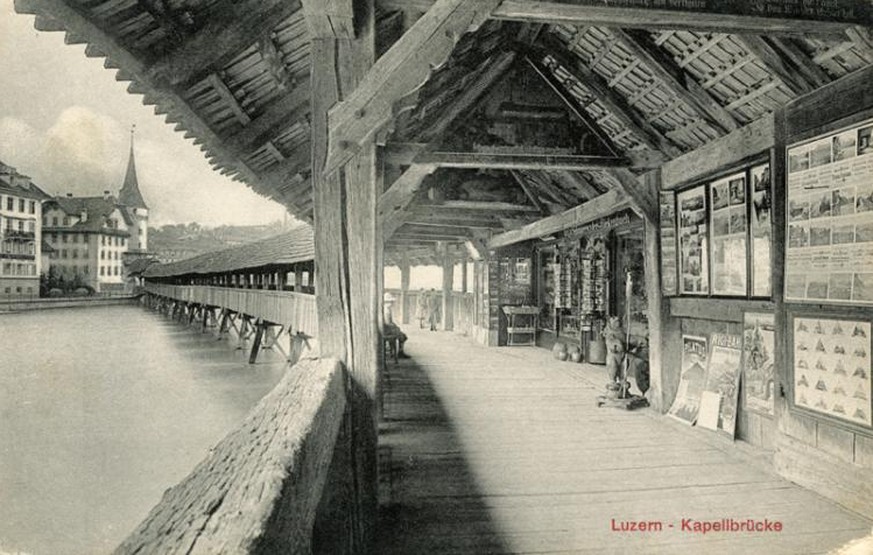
xmin=377 ymin=349 xmax=509 ymax=554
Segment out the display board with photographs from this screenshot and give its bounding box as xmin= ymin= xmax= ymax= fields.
xmin=678 ymin=186 xmax=709 ymax=295
xmin=659 ymin=191 xmax=678 ymax=296
xmin=710 ymin=172 xmax=748 ymax=296
xmin=793 ymin=316 xmax=872 ymax=427
xmin=743 ymin=312 xmax=776 ymax=416
xmin=668 ymin=335 xmax=709 ymax=424
xmin=750 ymin=164 xmax=773 ymax=297
xmin=785 ymin=119 xmax=873 ymax=305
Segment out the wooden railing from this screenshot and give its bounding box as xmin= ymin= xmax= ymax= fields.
xmin=144 ymin=283 xmax=317 ymax=336
xmin=114 ymin=358 xmax=346 ymax=554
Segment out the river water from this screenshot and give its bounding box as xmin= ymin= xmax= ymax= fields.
xmin=0 ymin=304 xmax=289 ymax=555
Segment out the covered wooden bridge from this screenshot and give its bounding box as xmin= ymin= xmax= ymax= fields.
xmin=15 ymin=0 xmax=873 ymax=552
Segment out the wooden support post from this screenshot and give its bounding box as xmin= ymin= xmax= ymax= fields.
xmin=461 ymin=258 xmax=468 ymax=294
xmin=249 ymin=320 xmax=265 ymax=364
xmin=218 ymin=309 xmax=230 ymax=339
xmin=201 ymin=306 xmax=210 ymax=333
xmin=441 ymin=246 xmax=454 ymax=331
xmin=399 ymin=252 xmax=411 ymax=325
xmin=310 ymin=2 xmax=380 ymax=551
xmin=188 ymin=304 xmax=197 ymax=325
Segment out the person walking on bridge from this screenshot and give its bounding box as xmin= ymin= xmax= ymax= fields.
xmin=426 ymin=288 xmax=441 ymax=331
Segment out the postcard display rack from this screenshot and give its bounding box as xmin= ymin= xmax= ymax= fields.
xmin=785 ymin=117 xmax=873 ymax=431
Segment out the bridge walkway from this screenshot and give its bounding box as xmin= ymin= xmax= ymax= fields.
xmin=376 ymin=328 xmax=871 ymax=554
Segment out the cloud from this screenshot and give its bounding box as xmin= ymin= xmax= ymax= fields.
xmin=0 ymin=106 xmax=287 ymax=226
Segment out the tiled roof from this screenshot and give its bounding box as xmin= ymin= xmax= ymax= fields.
xmin=0 ymin=177 xmax=52 ymax=201
xmin=45 ymin=196 xmax=133 ymax=233
xmin=144 ymin=225 xmax=314 ymax=278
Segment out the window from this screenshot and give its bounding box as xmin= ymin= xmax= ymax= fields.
xmin=7 ymin=197 xmax=13 ymax=211
xmin=52 ymin=216 xmax=58 ymax=226
xmin=101 ymin=236 xmax=105 ymax=246
xmin=61 ymin=249 xmax=67 ymax=259
xmin=100 ymin=267 xmax=104 ymax=276
xmin=62 ymin=235 xmax=68 ymax=243
xmin=29 ymin=201 xmax=35 ymax=214
xmin=72 ymin=250 xmax=78 ymax=259
xmin=17 ymin=221 xmax=23 ymax=232
xmin=63 ymin=217 xmax=69 ymax=226
xmin=19 ymin=199 xmax=24 ymax=212
xmin=42 ymin=217 xmax=48 ymax=226
xmin=72 ymin=234 xmax=78 ymax=244
xmin=100 ymin=251 xmax=104 ymax=260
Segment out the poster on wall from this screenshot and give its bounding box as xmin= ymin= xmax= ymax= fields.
xmin=743 ymin=312 xmax=776 ymax=416
xmin=678 ymin=186 xmax=709 ymax=295
xmin=659 ymin=191 xmax=678 ymax=296
xmin=793 ymin=316 xmax=872 ymax=427
xmin=701 ymin=333 xmax=743 ymax=438
xmin=668 ymin=335 xmax=709 ymax=425
xmin=785 ymin=119 xmax=873 ymax=305
xmin=710 ymin=173 xmax=748 ymax=296
xmin=750 ymin=164 xmax=773 ymax=297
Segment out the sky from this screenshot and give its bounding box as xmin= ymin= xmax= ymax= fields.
xmin=0 ymin=1 xmax=288 ymax=227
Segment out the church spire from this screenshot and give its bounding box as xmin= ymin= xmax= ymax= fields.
xmin=119 ymin=125 xmax=148 ymax=210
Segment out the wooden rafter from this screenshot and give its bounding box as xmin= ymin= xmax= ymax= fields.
xmin=611 ymin=29 xmax=738 ymax=135
xmin=738 ymin=35 xmax=814 ymax=95
xmin=378 ymin=0 xmax=861 ymax=35
xmin=257 ymin=33 xmax=295 ymax=91
xmin=770 ymin=38 xmax=831 ymax=90
xmin=380 ymin=164 xmax=439 ymax=239
xmin=144 ymin=0 xmax=304 ymax=88
xmin=416 ymin=50 xmax=517 ymax=143
xmin=206 ymin=73 xmax=251 ymax=125
xmin=300 ymin=0 xmax=354 ymax=38
xmin=323 ymin=0 xmax=502 ymax=176
xmin=523 ymin=54 xmax=621 ymax=156
xmin=538 ymin=39 xmax=683 ymax=158
xmin=509 ymin=171 xmax=548 ymax=215
xmin=221 ymin=84 xmax=311 ymax=157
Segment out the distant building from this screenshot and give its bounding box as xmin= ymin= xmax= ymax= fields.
xmin=0 ymin=162 xmax=50 ymax=297
xmin=42 ymin=131 xmax=150 ymax=293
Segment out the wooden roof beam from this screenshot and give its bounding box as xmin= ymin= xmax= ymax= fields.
xmin=610 ymin=29 xmax=738 ymax=135
xmin=397 ymin=224 xmax=476 ymax=237
xmin=323 ymin=0 xmax=502 ymax=176
xmin=536 ymin=39 xmax=683 ymax=158
xmin=144 ymin=0 xmax=304 ymax=89
xmin=414 ymin=150 xmax=632 ymax=170
xmin=523 ymin=54 xmax=622 ymax=156
xmin=489 ymin=189 xmax=630 ymax=249
xmin=206 ymin=73 xmax=251 ymax=125
xmin=379 ymin=0 xmax=858 ymax=36
xmin=509 ymin=171 xmax=548 ymax=215
xmin=737 ymin=35 xmax=815 ymax=96
xmin=417 ymin=50 xmax=517 ymax=143
xmin=301 ymin=0 xmax=354 ymax=38
xmin=221 ymin=85 xmax=311 ymax=158
xmin=384 ymin=141 xmax=663 ymax=169
xmin=428 ymin=200 xmax=540 ymax=212
xmin=380 ymin=164 xmax=439 ymax=239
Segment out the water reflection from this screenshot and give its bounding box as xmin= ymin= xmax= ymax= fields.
xmin=0 ymin=305 xmax=288 ymax=555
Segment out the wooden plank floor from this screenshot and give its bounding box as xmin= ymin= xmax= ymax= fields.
xmin=376 ymin=328 xmax=872 ymax=554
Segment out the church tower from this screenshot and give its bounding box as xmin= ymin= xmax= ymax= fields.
xmin=118 ymin=127 xmax=149 ymax=252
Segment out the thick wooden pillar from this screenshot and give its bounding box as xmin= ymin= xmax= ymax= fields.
xmin=461 ymin=258 xmax=468 ymax=293
xmin=310 ymin=2 xmax=379 ymax=552
xmin=399 ymin=252 xmax=411 ymax=325
xmin=441 ymin=246 xmax=454 ymax=331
